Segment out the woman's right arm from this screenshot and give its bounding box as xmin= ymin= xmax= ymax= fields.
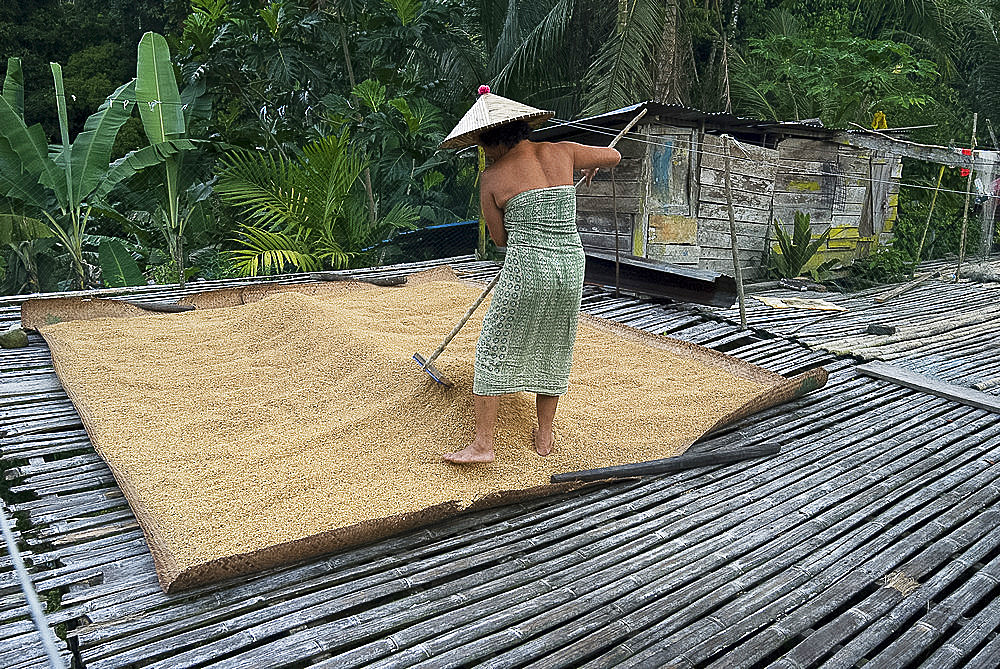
xmin=561 ymin=142 xmax=621 ymax=186
xmin=564 ymin=142 xmax=621 ymax=171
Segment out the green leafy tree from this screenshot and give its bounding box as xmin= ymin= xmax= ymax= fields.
xmin=323 ymin=79 xmax=461 ymax=227
xmin=179 ymin=0 xmax=338 ymax=154
xmin=732 ymin=33 xmax=939 ymax=126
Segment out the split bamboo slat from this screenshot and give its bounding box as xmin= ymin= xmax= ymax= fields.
xmin=2 ymin=255 xmax=1000 ymax=667
xmin=716 ymin=256 xmax=1000 ymax=395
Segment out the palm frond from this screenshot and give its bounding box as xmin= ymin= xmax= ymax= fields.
xmin=493 ymin=0 xmax=575 ymax=92
xmin=215 ymin=148 xmax=306 ymax=229
xmin=581 ymin=0 xmax=664 ymax=115
xmin=226 ymin=224 xmax=320 ymax=276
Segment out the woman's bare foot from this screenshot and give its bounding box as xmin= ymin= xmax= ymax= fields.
xmin=533 ymin=428 xmax=555 ymax=456
xmin=443 ymin=439 xmax=495 ymax=464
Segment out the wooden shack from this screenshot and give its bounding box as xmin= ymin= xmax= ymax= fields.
xmin=533 ymin=102 xmax=903 ymax=279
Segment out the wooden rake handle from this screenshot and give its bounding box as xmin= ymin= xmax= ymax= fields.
xmin=420 ymin=108 xmax=649 ymax=370
xmin=422 ymin=271 xmax=502 ymax=367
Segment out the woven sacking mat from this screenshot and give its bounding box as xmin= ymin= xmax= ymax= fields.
xmin=31 ymin=268 xmax=826 ymax=592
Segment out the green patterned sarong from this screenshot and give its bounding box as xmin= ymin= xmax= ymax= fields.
xmin=474 ymin=185 xmax=585 ymax=396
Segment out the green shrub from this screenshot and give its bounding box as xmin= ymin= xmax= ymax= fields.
xmin=769 ymin=211 xmax=834 ymax=279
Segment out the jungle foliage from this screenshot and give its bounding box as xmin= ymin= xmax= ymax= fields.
xmin=0 ymin=0 xmax=998 ymax=292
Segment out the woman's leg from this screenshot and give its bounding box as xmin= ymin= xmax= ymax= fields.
xmin=535 ymin=394 xmax=558 ymax=456
xmin=443 ymin=394 xmax=500 ymax=463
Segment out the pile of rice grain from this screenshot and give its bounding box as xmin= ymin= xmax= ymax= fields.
xmin=41 ymin=278 xmax=769 ymax=582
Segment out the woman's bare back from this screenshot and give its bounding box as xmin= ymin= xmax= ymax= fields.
xmin=478 ymin=140 xmax=620 ymax=246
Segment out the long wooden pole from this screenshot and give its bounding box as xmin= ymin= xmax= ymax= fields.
xmin=551 ymin=444 xmax=781 ymax=483
xmin=724 ymin=135 xmax=747 ymax=330
xmin=956 ymin=112 xmax=978 ymax=282
xmin=612 ymin=166 xmax=620 ymax=297
xmin=912 ymin=165 xmax=945 ymax=278
xmin=477 ymin=147 xmax=488 ymax=258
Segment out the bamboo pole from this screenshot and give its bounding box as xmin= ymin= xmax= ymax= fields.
xmin=724 ymin=135 xmax=747 ymax=330
xmin=956 ymin=113 xmax=978 ymax=282
xmin=612 ymin=166 xmax=620 ymax=298
xmin=477 ymin=147 xmax=487 ymax=258
xmin=0 ymin=506 xmax=67 ymax=669
xmin=912 ymin=165 xmax=945 ymax=278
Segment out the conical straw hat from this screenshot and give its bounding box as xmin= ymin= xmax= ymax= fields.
xmin=440 ymin=86 xmax=554 ymax=150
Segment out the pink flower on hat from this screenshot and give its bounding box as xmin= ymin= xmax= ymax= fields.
xmin=478 ymin=85 xmax=491 ymax=95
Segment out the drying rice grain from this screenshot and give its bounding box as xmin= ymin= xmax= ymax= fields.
xmin=41 ymin=277 xmax=772 ymax=589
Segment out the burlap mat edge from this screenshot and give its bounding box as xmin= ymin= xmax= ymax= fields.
xmin=38 ymin=330 xmax=184 ymax=590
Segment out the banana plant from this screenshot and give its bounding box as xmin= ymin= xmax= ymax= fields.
xmin=0 ymin=207 xmax=53 ymax=293
xmin=0 ymin=59 xmax=129 ymax=288
xmin=0 ymin=56 xmax=184 ymax=290
xmin=134 ymin=31 xmax=202 ymax=288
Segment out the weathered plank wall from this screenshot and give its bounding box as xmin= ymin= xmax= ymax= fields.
xmin=575 ymin=135 xmax=644 ymax=257
xmin=639 ymin=127 xmax=699 ymax=266
xmin=694 ymin=135 xmax=778 ymax=278
xmin=574 ymin=125 xmax=904 ymax=282
xmin=573 ymin=126 xmax=779 ymax=278
xmin=978 ymin=154 xmax=1000 ymax=257
xmin=772 ymin=138 xmax=902 ymax=270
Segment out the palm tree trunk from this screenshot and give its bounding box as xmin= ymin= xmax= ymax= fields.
xmin=653 ymin=0 xmax=681 ymax=104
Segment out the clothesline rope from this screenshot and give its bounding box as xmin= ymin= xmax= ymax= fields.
xmin=548 ymin=117 xmax=1000 ymax=202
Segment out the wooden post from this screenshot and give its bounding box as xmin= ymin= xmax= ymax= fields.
xmin=477 ymin=146 xmax=487 ymax=258
xmin=912 ymin=165 xmax=945 ymax=278
xmin=979 ymin=152 xmax=998 ymax=258
xmin=724 ymin=135 xmax=747 ymax=330
xmin=957 ymin=113 xmax=978 ymax=282
xmin=612 ymin=166 xmax=620 ymax=297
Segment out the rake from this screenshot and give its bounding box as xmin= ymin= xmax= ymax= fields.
xmin=413 ymin=108 xmax=647 ymax=386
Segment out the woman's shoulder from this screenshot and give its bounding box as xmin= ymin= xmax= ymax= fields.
xmin=530 ymin=140 xmax=574 ymax=153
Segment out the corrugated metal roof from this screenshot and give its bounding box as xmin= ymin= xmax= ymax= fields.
xmin=533 ymin=101 xmax=852 ymax=142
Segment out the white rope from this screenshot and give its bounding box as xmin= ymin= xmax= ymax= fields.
xmin=0 ymin=505 xmax=66 ymax=668
xmin=547 ymin=117 xmax=1000 ymax=201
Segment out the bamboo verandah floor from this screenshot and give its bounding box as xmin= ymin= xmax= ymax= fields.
xmin=2 ymin=256 xmax=1000 ymax=668
xmin=712 ymin=255 xmax=1000 ymax=396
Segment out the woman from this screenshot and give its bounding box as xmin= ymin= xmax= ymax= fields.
xmin=443 ymin=118 xmax=621 ymax=464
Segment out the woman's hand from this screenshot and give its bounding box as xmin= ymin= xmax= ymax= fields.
xmin=581 ymin=167 xmax=598 ymax=186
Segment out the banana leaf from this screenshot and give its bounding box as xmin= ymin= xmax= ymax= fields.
xmin=49 ymin=63 xmax=75 ymax=208
xmin=136 ymin=32 xmax=185 ymax=144
xmin=98 ymin=238 xmax=145 ymax=287
xmin=0 ymin=135 xmax=48 ymax=208
xmin=0 ymin=214 xmax=51 ymax=245
xmin=70 ymin=79 xmax=137 ymax=205
xmin=92 ymin=139 xmax=200 ymax=202
xmin=0 ymin=94 xmax=66 ymax=204
xmin=3 ymin=57 xmax=23 ymax=118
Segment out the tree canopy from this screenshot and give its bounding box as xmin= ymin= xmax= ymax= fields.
xmin=0 ymin=0 xmax=997 ymax=293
